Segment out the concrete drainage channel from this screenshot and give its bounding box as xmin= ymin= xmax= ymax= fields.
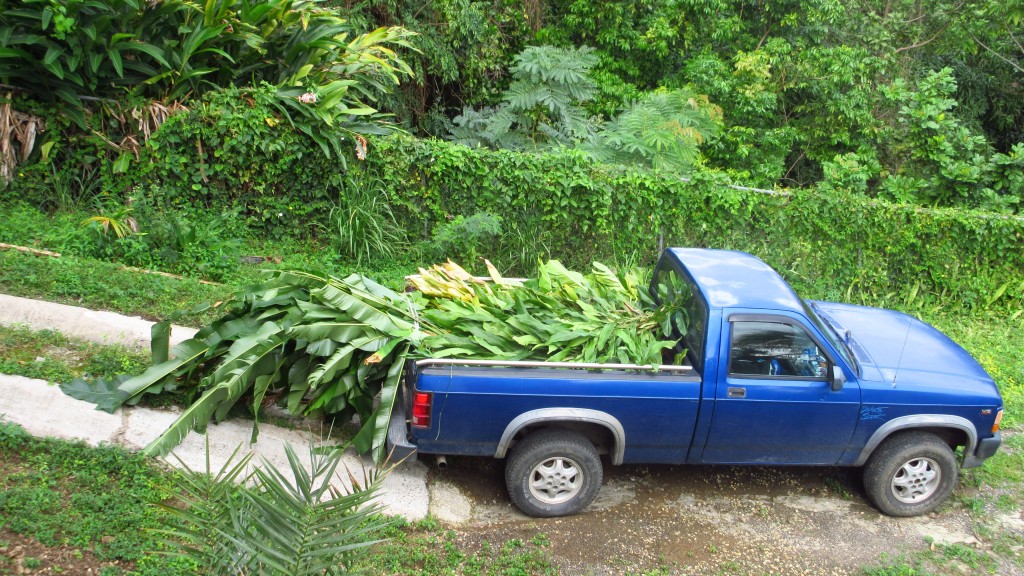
xmin=0 ymin=292 xmax=470 ymax=523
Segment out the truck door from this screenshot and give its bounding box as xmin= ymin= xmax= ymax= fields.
xmin=699 ymin=314 xmax=860 ymax=465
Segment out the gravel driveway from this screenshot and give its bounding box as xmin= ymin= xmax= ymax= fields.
xmin=426 ymin=455 xmax=1024 ymax=575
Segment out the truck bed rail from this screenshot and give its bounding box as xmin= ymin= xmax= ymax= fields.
xmin=414 ymin=358 xmax=694 ymax=372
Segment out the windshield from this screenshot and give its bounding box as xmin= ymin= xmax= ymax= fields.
xmin=804 ymin=300 xmax=859 ymax=375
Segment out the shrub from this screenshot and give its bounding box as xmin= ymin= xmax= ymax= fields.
xmin=426 ymin=212 xmax=502 ymax=269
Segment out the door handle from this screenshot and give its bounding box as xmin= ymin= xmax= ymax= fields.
xmin=727 ymin=387 xmax=746 ymax=399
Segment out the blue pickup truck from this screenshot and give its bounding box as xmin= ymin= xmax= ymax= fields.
xmin=388 ymin=248 xmax=1003 ymax=518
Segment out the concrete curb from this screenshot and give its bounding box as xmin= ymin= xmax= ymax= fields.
xmin=0 ymin=373 xmax=429 ymax=520
xmin=0 ymin=293 xmax=198 ymax=349
xmin=0 ymin=293 xmax=431 ymax=521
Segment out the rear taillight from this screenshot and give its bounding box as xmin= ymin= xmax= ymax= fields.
xmin=412 ymin=392 xmax=432 ymax=428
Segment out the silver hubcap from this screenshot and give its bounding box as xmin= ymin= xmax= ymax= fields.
xmin=891 ymin=457 xmax=941 ymax=503
xmin=528 ymin=456 xmax=582 ymax=504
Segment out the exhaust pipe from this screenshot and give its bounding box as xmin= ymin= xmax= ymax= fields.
xmin=436 ymin=455 xmax=448 ymax=470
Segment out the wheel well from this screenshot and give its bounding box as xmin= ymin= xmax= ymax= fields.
xmin=883 ymin=427 xmax=969 ymax=451
xmin=509 ymin=422 xmax=615 ymax=459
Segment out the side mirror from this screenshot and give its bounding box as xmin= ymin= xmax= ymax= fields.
xmin=831 ymin=365 xmax=847 ymax=392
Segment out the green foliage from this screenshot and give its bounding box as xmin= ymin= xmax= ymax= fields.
xmin=0 ymin=324 xmax=148 ymax=383
xmin=0 ymin=0 xmax=416 ymax=146
xmin=990 ymin=144 xmax=1024 ymax=201
xmin=129 ymin=84 xmax=339 ymax=237
xmin=449 ymin=45 xmax=599 ymax=150
xmin=364 ymin=135 xmax=1024 ymax=312
xmin=880 ymin=68 xmax=997 ymax=206
xmin=148 ymin=211 xmax=244 ymax=281
xmin=449 ymin=46 xmax=725 ymax=177
xmin=0 ymin=0 xmax=172 ymax=126
xmin=588 ymin=89 xmax=723 ymax=173
xmin=678 ymin=49 xmax=798 ymax=186
xmin=0 ymin=199 xmax=245 ymax=282
xmin=359 ymin=518 xmax=557 ymax=575
xmin=83 ymin=205 xmax=140 ymax=240
xmin=333 ymin=0 xmax=533 ymax=134
xmin=62 ymin=270 xmax=424 ymax=461
xmin=411 ymin=260 xmax=679 ymax=365
xmin=862 ymin=555 xmax=936 ymax=576
xmin=158 ymin=440 xmax=391 ymax=575
xmin=0 ymin=248 xmax=231 ymax=325
xmin=426 ymin=212 xmax=503 ymax=266
xmin=536 ymin=0 xmax=689 ymax=91
xmin=0 ymin=423 xmax=196 ymax=575
xmin=327 ymin=175 xmax=406 ymax=264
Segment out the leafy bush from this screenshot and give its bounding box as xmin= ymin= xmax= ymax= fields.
xmin=880 ymin=68 xmax=996 ymax=206
xmin=364 ymin=135 xmax=1024 ymax=310
xmin=0 ymin=0 xmax=415 ymax=144
xmin=0 ymin=424 xmax=196 ymax=575
xmin=128 ymin=85 xmax=340 ymax=237
xmin=426 ymin=212 xmax=502 ymax=268
xmin=587 ymin=89 xmax=723 ymax=173
xmin=449 ymin=45 xmax=600 ymax=150
xmin=147 ymin=211 xmax=244 ymax=281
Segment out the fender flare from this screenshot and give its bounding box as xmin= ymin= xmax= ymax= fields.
xmin=495 ymin=408 xmax=626 ymax=465
xmin=853 ymin=414 xmax=977 ymax=467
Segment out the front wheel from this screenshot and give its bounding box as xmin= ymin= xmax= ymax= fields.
xmin=863 ymin=431 xmax=959 ymax=517
xmin=505 ymin=429 xmax=603 ymax=518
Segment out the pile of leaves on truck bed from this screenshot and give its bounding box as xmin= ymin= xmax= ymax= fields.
xmin=61 ymin=261 xmax=681 ymax=461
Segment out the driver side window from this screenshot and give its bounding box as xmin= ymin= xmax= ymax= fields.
xmin=729 ymin=321 xmax=827 ymax=379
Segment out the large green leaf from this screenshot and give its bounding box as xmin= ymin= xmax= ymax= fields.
xmin=60 ymin=374 xmax=134 ymax=412
xmin=143 ymin=323 xmax=285 ymax=456
xmin=117 ymin=339 xmax=216 ymax=405
xmin=360 ymin=343 xmax=410 ymax=460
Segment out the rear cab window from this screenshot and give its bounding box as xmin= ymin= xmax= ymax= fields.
xmin=652 ymin=255 xmax=709 ymax=372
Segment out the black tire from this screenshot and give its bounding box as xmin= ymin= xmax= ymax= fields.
xmin=505 ymin=429 xmax=603 ymax=518
xmin=863 ymin=431 xmax=959 ymax=517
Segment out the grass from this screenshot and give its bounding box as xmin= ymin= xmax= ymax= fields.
xmin=862 ymin=528 xmax=1021 ymax=576
xmin=0 ymin=324 xmax=149 ymax=383
xmin=0 ymin=239 xmax=420 ymax=329
xmin=357 ymin=516 xmax=558 ymax=575
xmin=0 ymin=250 xmax=232 ymax=326
xmin=0 ymin=422 xmax=196 ymax=576
xmin=0 ymin=422 xmax=557 ymax=576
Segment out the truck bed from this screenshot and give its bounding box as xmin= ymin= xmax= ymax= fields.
xmin=402 ymin=360 xmax=703 ymax=465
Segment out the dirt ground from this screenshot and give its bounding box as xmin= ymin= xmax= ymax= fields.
xmin=427 ymin=455 xmax=1024 ymax=575
xmin=0 ymin=528 xmax=133 ymax=576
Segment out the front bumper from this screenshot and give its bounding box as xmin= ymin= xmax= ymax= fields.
xmin=962 ymin=432 xmax=1001 ymax=468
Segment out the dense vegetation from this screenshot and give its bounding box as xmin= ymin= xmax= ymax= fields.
xmin=3 ymin=0 xmax=1023 ymax=211
xmin=1 ymin=0 xmax=1021 ymax=306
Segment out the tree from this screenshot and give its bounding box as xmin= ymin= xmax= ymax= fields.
xmin=586 ymin=89 xmax=723 ymax=173
xmin=448 ymin=45 xmax=599 ymax=150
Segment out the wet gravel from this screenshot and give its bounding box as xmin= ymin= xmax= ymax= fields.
xmin=426 ymin=456 xmax=1024 ymax=575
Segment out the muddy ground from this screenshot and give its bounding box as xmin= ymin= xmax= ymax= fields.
xmin=425 ymin=456 xmax=1024 ymax=575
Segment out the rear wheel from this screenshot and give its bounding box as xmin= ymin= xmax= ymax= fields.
xmin=863 ymin=431 xmax=958 ymax=517
xmin=505 ymin=429 xmax=603 ymax=518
